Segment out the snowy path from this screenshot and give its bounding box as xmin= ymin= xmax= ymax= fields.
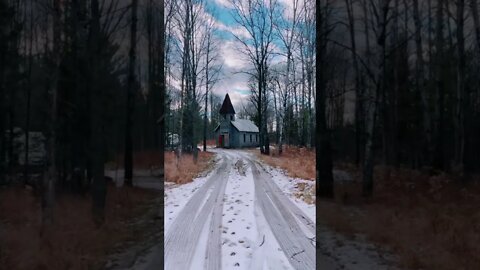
xmin=163 ymin=157 xmax=231 ymax=270
xmin=111 ymin=149 xmax=397 ymax=270
xmin=250 ymin=162 xmax=314 ymax=269
xmin=163 ymin=149 xmax=316 ymax=270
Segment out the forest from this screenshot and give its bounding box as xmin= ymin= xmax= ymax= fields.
xmin=164 ymin=0 xmax=317 ymax=156
xmin=315 ymin=0 xmax=480 ymax=268
xmin=316 ymin=0 xmax=480 ymax=198
xmin=0 ymin=0 xmax=165 ymax=223
xmin=0 ymin=0 xmax=164 ymax=268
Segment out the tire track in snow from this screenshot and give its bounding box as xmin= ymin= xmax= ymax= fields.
xmin=204 ymin=166 xmax=230 ymax=270
xmin=164 ymin=155 xmax=230 ymax=270
xmin=255 ymin=162 xmax=315 ymax=236
xmin=248 ymin=160 xmax=316 ymax=270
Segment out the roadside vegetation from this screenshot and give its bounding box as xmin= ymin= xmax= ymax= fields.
xmin=255 ymin=145 xmax=315 ymax=205
xmin=257 ymin=145 xmax=315 ymax=181
xmin=165 ymin=151 xmax=215 ymax=184
xmin=318 ymin=166 xmax=480 ymax=270
xmin=313 ymin=0 xmax=480 ymax=268
xmin=0 ymin=185 xmax=159 ymax=270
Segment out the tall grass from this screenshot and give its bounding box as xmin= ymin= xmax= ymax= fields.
xmin=258 ymin=145 xmax=315 ymax=180
xmin=165 ymin=151 xmax=214 ymax=184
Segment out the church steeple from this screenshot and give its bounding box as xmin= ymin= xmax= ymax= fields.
xmin=220 ymin=93 xmax=236 ymax=121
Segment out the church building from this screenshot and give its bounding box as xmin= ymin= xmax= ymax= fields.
xmin=214 ymin=94 xmax=259 ymax=148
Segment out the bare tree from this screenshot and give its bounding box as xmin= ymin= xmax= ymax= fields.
xmin=229 ymin=0 xmax=279 ymax=155
xmin=43 ymin=0 xmax=63 ymax=227
xmin=363 ymin=0 xmax=392 ymax=197
xmin=316 ymin=0 xmax=334 ymax=198
xmin=274 ymin=0 xmax=302 ymax=154
xmin=433 ymin=0 xmax=446 ymax=169
xmin=413 ymin=0 xmax=433 ymax=165
xmin=124 ymin=0 xmax=138 ymax=187
xmin=454 ymin=0 xmax=466 ymax=171
xmin=345 ymin=0 xmax=363 ymax=166
xmin=203 ymin=14 xmax=221 ymax=152
xmin=471 ymin=0 xmax=480 ymax=50
xmin=159 ymin=0 xmax=165 ymax=180
xmin=173 ymin=0 xmax=211 ymax=155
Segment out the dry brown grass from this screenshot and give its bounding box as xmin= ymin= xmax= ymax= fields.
xmin=0 ymin=185 xmax=158 ymax=270
xmin=165 ymin=151 xmax=214 ymax=184
xmin=257 ymin=145 xmax=315 ymax=180
xmin=106 ymin=150 xmax=164 ymax=170
xmin=318 ymin=166 xmax=480 ymax=270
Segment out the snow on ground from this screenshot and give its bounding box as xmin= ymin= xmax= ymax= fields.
xmin=261 ymin=164 xmax=316 ymax=222
xmin=164 ymin=149 xmax=314 ymax=270
xmin=164 ymin=158 xmax=219 ymax=233
xmin=251 ymin=193 xmax=294 ymax=270
xmin=190 ymin=209 xmax=213 ymax=269
xmin=220 ymin=163 xmax=260 ymax=269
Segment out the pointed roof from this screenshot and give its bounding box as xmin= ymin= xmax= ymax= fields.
xmin=219 ymin=93 xmax=236 ymax=114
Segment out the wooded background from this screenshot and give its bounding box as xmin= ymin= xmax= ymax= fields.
xmin=0 ymin=0 xmax=165 ymax=225
xmin=316 ymin=0 xmax=480 ymax=197
xmin=2 ymin=0 xmax=480 ymax=222
xmin=164 ymin=0 xmax=317 ymax=157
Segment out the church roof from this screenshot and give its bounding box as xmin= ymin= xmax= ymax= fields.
xmin=231 ymin=119 xmax=259 ymax=133
xmin=219 ymin=93 xmax=236 ymax=114
xmin=213 ymin=119 xmax=259 ymax=133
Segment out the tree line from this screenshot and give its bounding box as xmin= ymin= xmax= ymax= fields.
xmin=164 ymin=0 xmax=318 ymax=157
xmin=229 ymin=0 xmax=317 ymax=155
xmin=317 ymin=0 xmax=480 ymax=198
xmin=0 ymin=0 xmax=165 ymax=226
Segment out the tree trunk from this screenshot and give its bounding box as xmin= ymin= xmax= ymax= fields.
xmin=363 ymin=0 xmax=390 ymax=197
xmin=24 ymin=0 xmax=34 ymax=185
xmin=433 ymin=0 xmax=445 ymax=170
xmin=258 ymin=67 xmax=264 ymax=154
xmin=471 ymin=0 xmax=480 ymax=51
xmin=203 ymin=33 xmax=210 ymax=152
xmin=316 ymin=0 xmax=334 ymax=198
xmin=413 ymin=0 xmax=433 ymax=166
xmin=159 ymin=0 xmax=165 ymax=180
xmin=346 ymin=0 xmax=363 ymax=167
xmin=43 ymin=0 xmax=62 ymax=227
xmin=454 ymin=0 xmax=466 ymax=171
xmin=124 ymin=0 xmax=138 ymax=187
xmin=90 ymin=0 xmax=106 ymax=226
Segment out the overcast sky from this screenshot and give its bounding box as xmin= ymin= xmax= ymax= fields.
xmin=204 ymin=0 xmax=292 ymax=111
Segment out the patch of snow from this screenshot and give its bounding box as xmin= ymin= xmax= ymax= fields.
xmin=162 ymin=149 xmax=316 ymax=270
xmin=164 ymin=162 xmax=219 ymax=233
xmin=261 ymin=165 xmax=316 ymax=223
xmin=220 ymin=166 xmax=259 ymax=269
xmin=190 ymin=212 xmax=213 ymax=269
xmin=249 ymin=166 xmax=294 ymax=270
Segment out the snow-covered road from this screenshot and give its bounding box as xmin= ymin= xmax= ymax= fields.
xmin=162 ymin=149 xmax=316 ymax=270
xmin=108 ymin=149 xmax=398 ymax=270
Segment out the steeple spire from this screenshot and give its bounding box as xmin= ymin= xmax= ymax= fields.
xmin=219 ymin=93 xmax=236 ymax=115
